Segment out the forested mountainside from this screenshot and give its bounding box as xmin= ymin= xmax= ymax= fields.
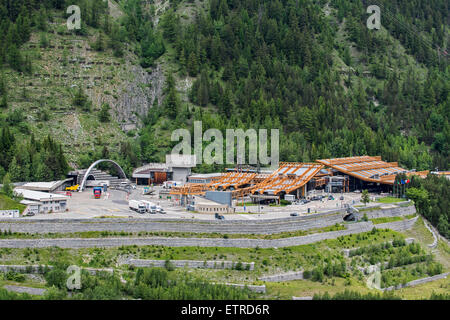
xmin=0 ymin=0 xmax=448 ymax=180
xmin=138 ymin=0 xmax=449 ymax=173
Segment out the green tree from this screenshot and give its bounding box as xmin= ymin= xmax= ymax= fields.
xmin=406 ymin=187 xmax=430 ymax=216
xmin=187 ymin=52 xmax=198 ymax=76
xmin=98 ymin=103 xmax=111 ymax=122
xmin=7 ymin=157 xmax=21 ymax=182
xmin=361 ymin=190 xmax=370 ymax=206
xmin=1 ymin=173 xmax=13 ymax=197
xmin=7 ymin=45 xmax=23 ymax=72
xmin=0 ymin=94 xmax=7 ymax=109
xmin=163 ymin=73 xmax=179 ymax=119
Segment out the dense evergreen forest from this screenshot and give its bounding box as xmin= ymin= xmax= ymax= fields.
xmin=137 ymin=0 xmax=449 ymax=173
xmin=0 ymin=1 xmax=448 ymax=176
xmin=0 ymin=0 xmax=448 ymax=173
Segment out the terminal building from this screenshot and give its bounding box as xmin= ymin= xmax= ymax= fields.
xmin=169 ymin=155 xmax=429 ymax=204
xmin=316 ymin=156 xmax=428 ymax=192
xmin=132 ymin=155 xmax=196 ymax=185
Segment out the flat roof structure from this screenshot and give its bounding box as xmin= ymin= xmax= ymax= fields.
xmin=19 ymin=179 xmax=73 ymax=192
xmin=133 ymin=163 xmax=169 ymax=177
xmin=316 ymin=156 xmax=423 ymax=185
xmin=14 ymin=189 xmax=69 ymax=202
xmin=188 ymin=173 xmax=223 ymax=180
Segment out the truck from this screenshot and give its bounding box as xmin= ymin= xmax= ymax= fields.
xmin=129 ymin=200 xmax=146 ymax=214
xmin=141 ymin=200 xmax=157 ymax=214
xmin=93 ymin=187 xmax=102 ymax=199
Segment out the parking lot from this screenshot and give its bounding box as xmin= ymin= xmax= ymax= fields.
xmin=21 ymin=185 xmax=388 ymax=221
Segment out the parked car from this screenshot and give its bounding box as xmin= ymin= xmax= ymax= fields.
xmin=156 ymin=206 xmax=166 ymax=214
xmin=340 ymin=195 xmax=344 ymax=200
xmin=215 ymin=213 xmax=225 ymax=220
xmin=328 ymin=195 xmax=334 ymax=200
xmin=290 ymin=212 xmax=299 ymax=217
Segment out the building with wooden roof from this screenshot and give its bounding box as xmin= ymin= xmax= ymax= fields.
xmin=316 ymin=156 xmax=428 ymax=191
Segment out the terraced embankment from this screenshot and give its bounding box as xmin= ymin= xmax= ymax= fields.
xmin=0 ymin=204 xmax=415 ymax=235
xmin=0 ymin=217 xmax=418 ymax=249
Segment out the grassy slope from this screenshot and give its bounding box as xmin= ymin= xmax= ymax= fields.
xmin=0 ymin=194 xmax=26 ymax=213
xmin=0 ymin=224 xmax=448 ymax=299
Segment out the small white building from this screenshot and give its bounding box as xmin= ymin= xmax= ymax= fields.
xmin=20 ymin=200 xmax=41 ymax=215
xmin=0 ymin=210 xmax=20 ymax=218
xmin=193 ymin=196 xmax=234 ymax=214
xmin=14 ymin=189 xmax=68 ymax=214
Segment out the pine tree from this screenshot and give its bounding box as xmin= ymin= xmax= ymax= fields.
xmin=94 ymin=33 xmax=105 ymax=51
xmin=0 ymin=94 xmax=7 ymax=109
xmin=163 ymin=73 xmax=179 ymax=119
xmin=7 ymin=45 xmax=23 ymax=72
xmin=187 ymin=52 xmax=198 ymax=76
xmin=98 ymin=103 xmax=111 ymax=122
xmin=197 ymin=69 xmax=209 ymax=106
xmin=361 ymin=189 xmax=370 ymax=206
xmin=7 ymin=157 xmax=22 ymax=182
xmin=1 ymin=173 xmax=13 ymax=197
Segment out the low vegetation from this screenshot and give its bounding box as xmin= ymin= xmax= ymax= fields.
xmin=0 ymin=194 xmax=26 ymax=213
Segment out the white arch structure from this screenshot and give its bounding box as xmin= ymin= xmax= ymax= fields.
xmin=79 ymin=159 xmax=128 ymax=191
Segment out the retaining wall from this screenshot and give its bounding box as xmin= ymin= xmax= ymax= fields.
xmin=0 ymin=204 xmax=415 ymax=236
xmin=221 ymin=283 xmax=266 ymax=294
xmin=123 ymin=259 xmax=255 ymax=270
xmin=0 ymin=217 xmax=418 ymax=249
xmin=383 ymin=272 xmax=449 ymax=291
xmin=259 ymin=271 xmax=304 ymax=282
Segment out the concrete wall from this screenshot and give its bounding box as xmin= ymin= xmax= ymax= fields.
xmin=172 ymin=167 xmax=190 ymax=183
xmin=383 ymin=272 xmax=449 ymax=291
xmin=220 ymin=283 xmax=266 ymax=293
xmin=0 ymin=217 xmax=418 ymax=249
xmin=123 ymin=259 xmax=255 ymax=270
xmin=259 ymin=271 xmax=304 ymax=282
xmin=365 ymin=205 xmax=416 ymax=219
xmin=205 ymin=191 xmax=232 ymax=206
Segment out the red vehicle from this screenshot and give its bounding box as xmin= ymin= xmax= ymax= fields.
xmin=93 ymin=187 xmax=102 ymax=199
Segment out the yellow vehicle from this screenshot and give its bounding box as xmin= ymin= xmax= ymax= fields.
xmin=65 ymin=184 xmax=80 ymax=191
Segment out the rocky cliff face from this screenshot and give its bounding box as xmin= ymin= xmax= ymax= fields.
xmin=115 ymin=63 xmax=165 ymax=131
